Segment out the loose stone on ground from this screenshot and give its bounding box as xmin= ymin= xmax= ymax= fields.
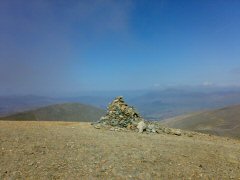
xmin=92 ymin=96 xmax=194 ymax=137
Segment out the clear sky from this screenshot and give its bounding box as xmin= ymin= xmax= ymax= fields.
xmin=1 ymin=0 xmax=240 ymax=95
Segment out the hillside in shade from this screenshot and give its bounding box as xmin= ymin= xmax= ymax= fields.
xmin=0 ymin=103 xmax=105 ymax=122
xmin=162 ymin=104 xmax=240 ymax=139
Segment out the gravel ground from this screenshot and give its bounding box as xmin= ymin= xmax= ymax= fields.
xmin=0 ymin=121 xmax=240 ymax=179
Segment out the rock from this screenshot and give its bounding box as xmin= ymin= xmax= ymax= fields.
xmin=155 ymin=129 xmax=161 ymax=134
xmin=94 ymin=125 xmax=101 ymax=129
xmin=163 ymin=128 xmax=171 ymax=134
xmin=137 ymin=121 xmax=147 ymax=133
xmin=187 ymin=132 xmax=194 ymax=137
xmin=147 ymin=124 xmax=156 ymax=133
xmin=110 ymin=127 xmax=115 ymax=131
xmin=127 ymin=124 xmax=133 ymax=130
xmin=171 ymin=129 xmax=181 ymax=136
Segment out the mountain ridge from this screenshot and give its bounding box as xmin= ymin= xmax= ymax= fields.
xmin=0 ymin=103 xmax=105 ymax=122
xmin=162 ymin=104 xmax=240 ymax=139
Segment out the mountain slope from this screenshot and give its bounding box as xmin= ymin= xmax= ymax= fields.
xmin=130 ymin=89 xmax=240 ymax=120
xmin=0 ymin=103 xmax=105 ymax=122
xmin=0 ymin=121 xmax=240 ymax=179
xmin=0 ymin=95 xmax=59 ymax=116
xmin=162 ymin=104 xmax=240 ymax=138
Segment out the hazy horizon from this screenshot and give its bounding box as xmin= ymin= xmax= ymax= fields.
xmin=1 ymin=0 xmax=240 ymax=95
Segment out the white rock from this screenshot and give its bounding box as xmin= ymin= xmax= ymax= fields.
xmin=137 ymin=121 xmax=147 ymax=133
xmin=148 ymin=124 xmax=156 ymax=133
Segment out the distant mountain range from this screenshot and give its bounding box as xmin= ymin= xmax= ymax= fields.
xmin=0 ymin=95 xmax=59 ymax=116
xmin=162 ymin=104 xmax=240 ymax=139
xmin=1 ymin=87 xmax=240 ymax=120
xmin=0 ymin=95 xmax=111 ymax=116
xmin=0 ymin=103 xmax=105 ymax=122
xmin=129 ymin=89 xmax=240 ymax=120
xmin=1 ymin=90 xmax=240 ymax=139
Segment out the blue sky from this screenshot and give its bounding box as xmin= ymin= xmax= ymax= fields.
xmin=0 ymin=0 xmax=240 ymax=95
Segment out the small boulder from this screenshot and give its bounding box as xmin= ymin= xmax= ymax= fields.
xmin=94 ymin=125 xmax=101 ymax=129
xmin=147 ymin=124 xmax=156 ymax=133
xmin=171 ymin=129 xmax=182 ymax=136
xmin=137 ymin=121 xmax=147 ymax=133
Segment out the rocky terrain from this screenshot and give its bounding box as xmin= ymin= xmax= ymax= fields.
xmin=0 ymin=121 xmax=240 ymax=179
xmin=1 ymin=97 xmax=240 ymax=179
xmin=94 ymin=96 xmax=184 ymax=136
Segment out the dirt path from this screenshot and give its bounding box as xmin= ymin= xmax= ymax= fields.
xmin=0 ymin=121 xmax=240 ymax=179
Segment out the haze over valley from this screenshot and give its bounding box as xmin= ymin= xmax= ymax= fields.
xmin=2 ymin=86 xmax=240 ymax=120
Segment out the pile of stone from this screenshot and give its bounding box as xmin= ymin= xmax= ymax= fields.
xmin=93 ymin=96 xmax=188 ymax=136
xmin=93 ymin=96 xmax=154 ymax=133
xmin=97 ymin=96 xmax=143 ymax=130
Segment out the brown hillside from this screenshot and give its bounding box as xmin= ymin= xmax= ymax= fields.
xmin=0 ymin=121 xmax=240 ymax=179
xmin=0 ymin=103 xmax=105 ymax=122
xmin=162 ymin=104 xmax=240 ymax=139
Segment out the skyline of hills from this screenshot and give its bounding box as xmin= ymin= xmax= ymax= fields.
xmin=1 ymin=88 xmax=240 ymax=139
xmin=162 ymin=104 xmax=240 ymax=139
xmin=1 ymin=86 xmax=240 ymax=120
xmin=0 ymin=103 xmax=105 ymax=122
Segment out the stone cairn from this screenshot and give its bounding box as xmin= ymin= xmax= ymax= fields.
xmin=93 ymin=96 xmax=189 ymax=136
xmin=99 ymin=96 xmax=142 ymax=129
xmin=93 ymin=96 xmax=158 ymax=133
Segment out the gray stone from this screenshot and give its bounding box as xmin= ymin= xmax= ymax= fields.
xmin=137 ymin=121 xmax=147 ymax=133
xmin=147 ymin=124 xmax=156 ymax=133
